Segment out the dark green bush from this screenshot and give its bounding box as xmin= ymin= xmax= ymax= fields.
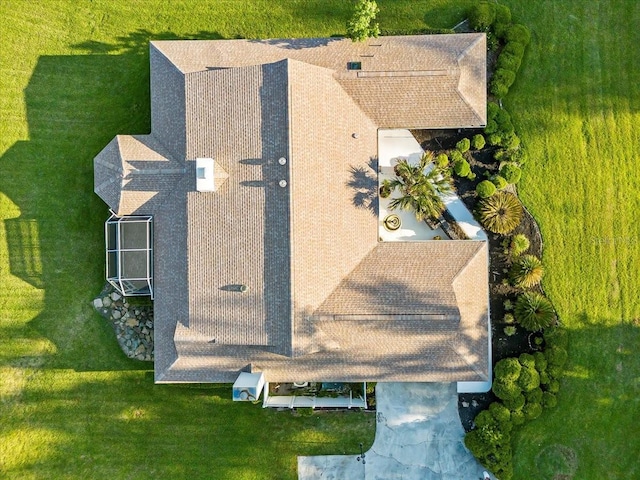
xmin=474 ymin=409 xmax=496 ymax=428
xmin=493 ymin=68 xmax=517 ymax=89
xmin=547 ymin=366 xmax=564 ymax=382
xmin=506 ymin=23 xmax=531 ymax=46
xmin=435 ymin=153 xmax=449 ymax=168
xmin=464 ymin=429 xmax=490 ymax=457
xmin=544 ymin=326 xmax=568 ymax=349
xmin=490 ymin=402 xmax=512 ymax=424
xmin=493 ymin=378 xmax=521 ymax=401
xmin=533 ymin=351 xmax=548 ymax=372
xmin=492 ymin=174 xmax=508 ymax=190
xmin=493 ymin=3 xmax=512 ymax=37
xmin=497 ymin=51 xmax=522 ymax=72
xmin=547 ymin=379 xmax=561 ymax=393
xmin=503 ymin=393 xmax=525 ymax=412
xmin=487 ymin=101 xmax=500 ymax=119
xmin=517 ymin=366 xmax=540 ymax=392
xmin=495 ymin=108 xmax=514 ymax=133
xmin=542 ymin=391 xmax=558 ymax=408
xmin=469 ymin=2 xmax=496 ymax=31
xmin=526 ymin=387 xmax=543 ymax=404
xmin=523 ymin=402 xmax=542 ymax=420
xmin=495 ymin=357 xmax=522 ymax=381
xmin=500 ymin=163 xmax=522 ymax=184
xmin=545 ymin=346 xmax=568 ymax=368
xmin=472 ymin=133 xmax=486 ymax=150
xmin=491 ymin=80 xmax=509 ymax=99
xmin=518 ymin=353 xmax=536 ymax=369
xmin=511 ymin=409 xmax=525 ymax=425
xmin=503 ymin=41 xmax=526 ymax=58
xmin=456 ymin=137 xmax=471 ymax=153
xmin=476 ymin=180 xmax=497 ymax=198
xmin=539 ymin=371 xmax=550 ymax=385
xmin=484 ymin=119 xmax=498 ymax=135
xmin=515 ymin=292 xmax=556 ymax=331
xmin=503 ymin=133 xmax=521 ymax=150
xmin=454 ymin=159 xmax=471 ymax=178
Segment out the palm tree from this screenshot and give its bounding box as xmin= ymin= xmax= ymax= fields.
xmin=477 ymin=191 xmax=523 ymax=234
xmin=386 ymin=152 xmax=454 ymax=221
xmin=515 ymin=292 xmax=556 ymax=331
xmin=510 ymin=254 xmax=543 ymax=288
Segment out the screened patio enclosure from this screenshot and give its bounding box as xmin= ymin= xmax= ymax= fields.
xmin=105 ymin=214 xmax=153 ymax=298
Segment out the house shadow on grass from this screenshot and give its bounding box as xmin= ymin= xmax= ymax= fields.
xmin=0 ymin=30 xmax=224 ymax=372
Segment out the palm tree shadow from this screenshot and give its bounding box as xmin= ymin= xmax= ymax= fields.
xmin=347 ymin=156 xmax=378 ymax=216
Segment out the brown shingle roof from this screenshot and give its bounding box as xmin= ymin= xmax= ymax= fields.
xmin=93 ymin=34 xmax=489 ymax=384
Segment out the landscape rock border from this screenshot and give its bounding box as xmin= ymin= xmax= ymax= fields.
xmin=92 ymin=284 xmax=154 ymax=361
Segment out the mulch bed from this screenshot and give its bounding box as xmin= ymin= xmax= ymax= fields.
xmin=413 ymin=129 xmax=546 ymax=431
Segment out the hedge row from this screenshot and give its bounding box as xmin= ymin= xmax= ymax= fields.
xmin=465 ymin=330 xmax=568 ymax=479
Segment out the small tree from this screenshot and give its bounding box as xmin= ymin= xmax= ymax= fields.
xmin=346 ymin=0 xmax=380 ymax=42
xmin=386 ymin=152 xmax=453 ymax=221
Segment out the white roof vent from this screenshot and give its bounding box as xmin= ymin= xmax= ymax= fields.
xmin=195 ymin=158 xmax=228 ymax=192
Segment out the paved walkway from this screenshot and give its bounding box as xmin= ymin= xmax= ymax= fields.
xmin=298 ymin=383 xmax=492 ymax=480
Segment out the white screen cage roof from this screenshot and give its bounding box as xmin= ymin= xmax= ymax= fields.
xmin=105 ymin=213 xmax=153 ymax=298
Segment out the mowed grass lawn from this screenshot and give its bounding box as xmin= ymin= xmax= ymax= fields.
xmin=0 ymin=1 xmax=638 ymax=479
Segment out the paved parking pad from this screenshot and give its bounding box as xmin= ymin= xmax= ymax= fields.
xmin=298 ymin=383 xmax=492 ymax=480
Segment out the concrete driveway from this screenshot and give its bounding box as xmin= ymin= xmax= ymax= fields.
xmin=298 ymin=383 xmax=492 ymax=480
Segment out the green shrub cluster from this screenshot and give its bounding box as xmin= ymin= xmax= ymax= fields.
xmin=468 ymin=1 xmax=512 ymax=38
xmin=476 ymin=180 xmax=497 ymax=198
xmin=491 ymin=23 xmax=531 ymax=99
xmin=466 ymin=330 xmax=568 ymax=479
xmin=500 ymin=163 xmax=522 ymax=184
xmin=472 ymin=133 xmax=486 ymax=150
xmin=456 ymin=137 xmax=471 ymax=153
xmin=435 ymin=153 xmax=449 ymax=169
xmin=491 ymin=174 xmax=508 ymax=190
xmin=454 ymin=158 xmax=471 ymax=178
xmin=485 ymin=103 xmax=520 ymax=150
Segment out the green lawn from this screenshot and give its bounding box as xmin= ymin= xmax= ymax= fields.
xmin=1 ymin=1 xmax=639 ymax=479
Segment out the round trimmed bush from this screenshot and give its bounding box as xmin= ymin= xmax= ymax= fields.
xmin=504 ymin=313 xmax=515 ymax=324
xmin=435 ymin=153 xmax=449 ymax=168
xmin=468 ymin=172 xmax=477 ymax=180
xmin=545 ymin=346 xmax=568 ymax=368
xmin=523 ymin=402 xmax=542 ymax=420
xmin=533 ymin=351 xmax=548 ymax=372
xmin=539 ymin=371 xmax=550 ymax=385
xmin=450 ymin=149 xmax=464 ymax=163
xmin=474 ymin=409 xmax=496 ymax=428
xmin=484 ymin=119 xmax=498 ymax=134
xmin=471 ymin=133 xmax=486 ymax=150
xmin=493 ymin=378 xmax=521 ymax=401
xmin=469 ymin=2 xmax=496 ymax=31
xmin=503 ymin=41 xmax=526 ymax=58
xmin=517 ymin=367 xmax=540 ymax=392
xmin=515 ymin=292 xmax=556 ymax=331
xmin=491 ymin=80 xmax=509 ymax=99
xmin=454 ymin=159 xmax=471 ymax=178
xmin=547 ymin=366 xmax=564 ymax=382
xmin=489 ymin=402 xmax=511 ymax=424
xmin=510 ymin=254 xmax=544 ymax=288
xmin=476 ymin=180 xmax=497 ymax=198
xmin=500 ymin=163 xmax=522 ymax=184
xmin=547 ymin=379 xmax=561 ymax=393
xmin=506 ymin=24 xmax=531 ymax=46
xmin=503 ymin=393 xmax=525 ymax=412
xmin=487 ymin=101 xmax=500 ymax=119
xmin=509 ymin=233 xmax=530 ymax=258
xmin=511 ymin=409 xmax=525 ymax=426
xmin=518 ymin=353 xmax=536 ymax=369
xmin=497 ymin=52 xmax=522 ymax=72
xmin=542 ymin=391 xmax=557 ymax=408
xmin=477 ymin=192 xmax=523 ymax=234
xmin=493 ymin=3 xmax=512 ymax=37
xmin=487 ymin=132 xmax=503 ymax=146
xmin=544 ymin=327 xmax=568 ymax=349
xmin=456 ymin=137 xmax=471 ymax=153
xmin=492 ymin=175 xmax=508 ymax=190
xmin=504 ymin=133 xmax=521 ymax=150
xmin=495 ymin=357 xmax=522 ymax=381
xmin=526 ymin=387 xmax=543 ymax=404
xmin=493 ymin=68 xmax=517 ymax=89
